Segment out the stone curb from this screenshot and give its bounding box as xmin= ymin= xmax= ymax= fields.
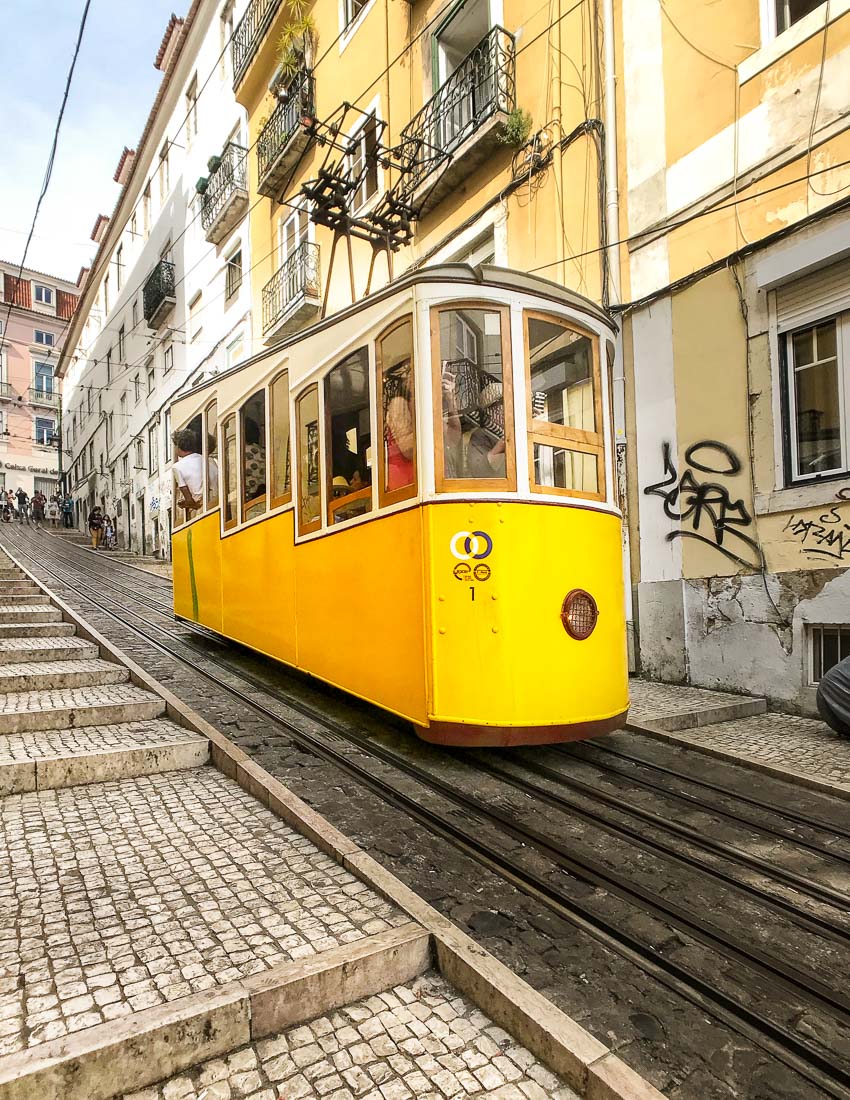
xmin=1 ymin=548 xmax=667 ymax=1100
xmin=629 ymin=717 xmax=850 ymax=804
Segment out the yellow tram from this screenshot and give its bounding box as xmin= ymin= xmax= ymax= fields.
xmin=170 ymin=265 xmax=628 ymax=746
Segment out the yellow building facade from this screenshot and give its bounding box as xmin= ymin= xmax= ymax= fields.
xmin=619 ymin=1 xmax=850 ymax=711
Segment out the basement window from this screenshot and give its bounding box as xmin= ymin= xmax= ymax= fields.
xmin=809 ymin=624 xmax=850 ymax=683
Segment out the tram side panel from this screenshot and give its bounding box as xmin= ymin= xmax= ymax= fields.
xmin=220 ymin=510 xmax=298 ymax=666
xmin=423 ymin=501 xmax=629 ymax=745
xmin=172 ymin=512 xmax=224 ymax=634
xmin=294 ymin=506 xmax=430 ymax=727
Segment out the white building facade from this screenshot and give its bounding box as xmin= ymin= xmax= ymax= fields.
xmin=59 ymin=0 xmax=251 ymax=556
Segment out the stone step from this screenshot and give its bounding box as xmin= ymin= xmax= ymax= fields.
xmin=0 ymin=659 xmax=129 ymax=693
xmin=0 ymin=718 xmax=209 ymax=795
xmin=0 ymin=605 xmax=62 ymax=624
xmin=0 ymin=683 xmax=165 ymax=733
xmin=0 ymin=636 xmax=99 ymax=664
xmin=0 ymin=594 xmax=45 ymax=604
xmin=0 ymin=582 xmax=42 ymax=594
xmin=0 ymin=621 xmax=76 ymax=638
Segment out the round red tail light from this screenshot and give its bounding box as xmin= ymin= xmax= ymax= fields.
xmin=561 ymin=589 xmax=598 ymax=640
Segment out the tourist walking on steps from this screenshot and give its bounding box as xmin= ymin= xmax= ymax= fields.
xmin=87 ymin=505 xmax=104 ymax=550
xmin=47 ymin=495 xmax=59 ymax=526
xmin=14 ymin=488 xmax=29 ymax=524
xmin=31 ymin=491 xmax=46 ymax=529
xmin=62 ymin=495 xmax=74 ymax=528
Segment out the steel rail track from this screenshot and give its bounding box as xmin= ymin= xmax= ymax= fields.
xmin=6 ymin=527 xmax=850 ymax=1098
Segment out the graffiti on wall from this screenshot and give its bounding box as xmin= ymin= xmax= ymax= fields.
xmin=783 ymin=502 xmax=850 ymax=562
xmin=644 ymin=441 xmax=764 ymax=571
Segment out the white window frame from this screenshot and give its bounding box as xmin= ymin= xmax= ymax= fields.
xmin=225 ymin=246 xmax=244 ymax=302
xmin=163 ymin=342 xmax=174 ymax=374
xmin=745 ymin=0 xmax=850 ymax=81
xmin=278 ymin=199 xmax=312 ymax=270
xmin=33 ymin=329 xmax=54 ymax=347
xmin=148 ymin=425 xmax=159 ymax=474
xmin=34 ymin=416 xmax=55 ymax=446
xmin=339 ymin=0 xmax=375 ymax=51
xmin=785 ymin=311 xmax=850 ymax=484
xmin=346 ymin=100 xmax=383 ymax=214
xmin=33 ymin=284 xmax=54 ymax=306
xmin=225 ymin=332 xmax=245 ymax=370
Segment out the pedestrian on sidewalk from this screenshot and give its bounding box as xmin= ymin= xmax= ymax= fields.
xmin=14 ymin=487 xmax=28 ymax=524
xmin=47 ymin=496 xmax=59 ymax=526
xmin=31 ymin=491 xmax=45 ymax=529
xmin=88 ymin=505 xmax=104 ymax=550
xmin=62 ymin=495 xmax=74 ymax=528
xmin=103 ymin=515 xmax=116 ymax=550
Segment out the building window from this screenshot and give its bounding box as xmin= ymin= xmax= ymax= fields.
xmin=103 ymin=274 xmax=110 ymax=315
xmin=189 ymin=292 xmax=203 ymax=343
xmin=163 ymin=343 xmax=174 ymax=374
xmin=118 ymin=324 xmax=126 ymax=363
xmin=35 ymin=417 xmax=54 ymax=445
xmin=784 ymin=315 xmax=847 ymax=482
xmin=343 ymin=0 xmax=367 ymax=29
xmin=326 ymin=347 xmax=372 ymax=525
xmin=270 ymin=373 xmax=291 ymax=508
xmin=107 ymin=413 xmax=114 ymax=446
xmin=348 ymin=112 xmax=379 ymax=211
xmin=158 ymin=141 xmax=170 ymax=203
xmin=106 ymin=348 xmax=112 ymax=382
xmin=225 ymin=249 xmax=243 ymax=302
xmin=241 ymin=390 xmax=267 ymax=522
xmin=776 ymin=0 xmax=823 ymax=33
xmin=34 ymin=330 xmax=54 ymax=347
xmin=34 ymin=284 xmax=54 ymax=306
xmin=377 ymin=317 xmax=416 ymax=507
xmin=185 ymin=75 xmax=198 ymax=144
xmin=225 ymin=332 xmax=244 ymax=370
xmin=142 ymin=183 xmax=151 ymax=237
xmin=148 ymin=425 xmax=158 ymax=474
xmin=133 ymin=374 xmax=141 ymax=404
xmin=121 ymin=453 xmax=129 ymax=481
xmin=134 ymin=438 xmax=144 ymax=469
xmin=810 ymin=624 xmax=850 ymax=683
xmin=147 ymin=363 xmax=155 ymax=394
xmin=132 ymin=298 xmax=139 ymax=330
xmin=87 ymin=386 xmax=93 ymax=414
xmin=116 ymin=243 xmax=124 ymax=291
xmin=119 ymin=393 xmax=127 ymax=427
xmin=525 ymin=312 xmax=603 ymax=500
xmin=220 ymin=2 xmax=235 ymax=79
xmin=33 ymin=361 xmax=54 ymax=395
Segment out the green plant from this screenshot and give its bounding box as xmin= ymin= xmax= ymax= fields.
xmin=195 ymin=176 xmax=209 ymax=194
xmin=497 ymin=108 xmax=533 ymax=148
xmin=207 ymin=154 xmax=222 ymax=173
xmin=275 ymin=0 xmax=316 ymax=84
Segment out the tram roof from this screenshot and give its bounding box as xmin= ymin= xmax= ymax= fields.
xmin=176 ymin=263 xmax=617 ymax=404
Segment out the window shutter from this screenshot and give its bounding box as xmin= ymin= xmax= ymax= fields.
xmin=775 ymin=259 xmax=850 ymax=333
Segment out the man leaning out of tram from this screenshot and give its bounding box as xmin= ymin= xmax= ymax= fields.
xmin=172 ymin=427 xmax=206 ymax=516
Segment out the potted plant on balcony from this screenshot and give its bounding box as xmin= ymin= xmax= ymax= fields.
xmin=195 ymin=176 xmax=209 ymax=195
xmin=274 ymin=0 xmax=316 ymax=90
xmin=207 ymin=154 xmax=222 ymax=174
xmin=497 ymin=108 xmax=533 ymax=148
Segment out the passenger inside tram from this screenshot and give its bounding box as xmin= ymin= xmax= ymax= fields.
xmin=172 ymin=421 xmax=204 ymax=514
xmin=327 ymin=348 xmax=373 ymax=523
xmin=383 ymin=359 xmax=415 ymax=491
xmin=241 ymin=391 xmax=267 ymax=521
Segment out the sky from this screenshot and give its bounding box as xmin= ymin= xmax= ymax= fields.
xmin=0 ymin=0 xmax=181 ymax=285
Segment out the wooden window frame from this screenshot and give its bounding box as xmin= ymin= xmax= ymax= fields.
xmin=431 ymin=302 xmax=517 ymax=494
xmin=296 ymin=384 xmax=322 ymax=536
xmin=204 ymin=399 xmax=219 ymax=512
xmin=376 ymin=315 xmax=417 ymax=509
xmin=222 ymin=413 xmax=238 ymax=532
xmin=239 ymin=388 xmax=268 ymax=524
xmin=270 ymin=371 xmax=292 ymax=510
xmin=524 ymin=310 xmax=606 ymax=502
xmin=324 ymin=347 xmax=373 ymax=527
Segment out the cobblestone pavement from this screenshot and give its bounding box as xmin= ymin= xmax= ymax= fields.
xmin=123 ymin=973 xmax=578 ymax=1100
xmin=0 ymin=718 xmax=200 ymax=763
xmin=657 ymin=712 xmax=850 ymax=791
xmin=628 ymin=679 xmax=763 ymax=725
xmin=0 ymin=767 xmax=405 ymax=1055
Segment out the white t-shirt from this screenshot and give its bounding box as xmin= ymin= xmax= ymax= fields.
xmin=174 ymin=453 xmax=204 ymax=503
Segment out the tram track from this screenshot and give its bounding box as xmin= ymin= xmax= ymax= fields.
xmin=6 ymin=528 xmax=850 ymax=1098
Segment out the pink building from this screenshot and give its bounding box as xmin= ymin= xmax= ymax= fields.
xmin=0 ymin=261 xmax=80 ymax=499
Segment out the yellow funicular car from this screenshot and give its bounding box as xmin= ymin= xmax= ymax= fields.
xmin=170 ymin=265 xmax=628 ymax=746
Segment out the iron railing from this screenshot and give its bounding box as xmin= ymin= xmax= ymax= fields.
xmin=28 ymin=387 xmax=59 ymax=407
xmin=257 ymin=70 xmax=315 ymax=184
xmin=142 ymin=260 xmax=176 ymax=325
xmin=201 ymin=143 xmax=248 ymax=232
xmin=400 ymin=26 xmax=515 ymax=192
xmin=262 ymin=241 xmax=320 ymax=334
xmin=232 ymin=0 xmax=283 ymax=88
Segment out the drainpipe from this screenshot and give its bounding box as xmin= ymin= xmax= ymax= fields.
xmin=600 ymin=0 xmax=636 ymax=670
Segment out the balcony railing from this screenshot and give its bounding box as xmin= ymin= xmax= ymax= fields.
xmin=0 ymin=382 xmax=14 ymax=400
xmin=400 ymin=26 xmax=515 ymax=198
xmin=257 ymin=71 xmax=315 ymax=198
xmin=28 ymin=387 xmax=59 ymax=408
xmin=201 ymin=143 xmax=249 ymax=244
xmin=262 ymin=241 xmax=320 ymax=341
xmin=232 ymin=0 xmax=283 ymax=88
xmin=143 ymin=260 xmax=176 ymax=329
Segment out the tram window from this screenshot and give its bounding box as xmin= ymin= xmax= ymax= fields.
xmin=296 ymin=384 xmax=321 ymax=534
xmin=525 ymin=312 xmax=604 ymax=500
xmin=204 ymin=401 xmax=219 ymax=511
xmin=533 ymin=442 xmax=600 ymax=494
xmin=270 ymin=371 xmax=291 ymax=508
xmin=240 ymin=390 xmax=267 ymax=522
xmin=326 ymin=347 xmax=373 ymax=524
xmin=222 ymin=414 xmax=238 ymax=530
xmin=377 ymin=317 xmax=416 ymax=506
xmin=435 ymin=306 xmax=515 ymax=489
xmin=172 ymin=413 xmax=203 ymax=528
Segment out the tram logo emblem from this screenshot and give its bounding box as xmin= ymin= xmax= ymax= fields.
xmin=449 ymin=530 xmax=493 ymax=561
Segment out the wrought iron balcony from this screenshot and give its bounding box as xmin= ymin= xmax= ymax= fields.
xmin=400 ymin=26 xmax=515 ymax=215
xmin=262 ymin=241 xmax=320 ymax=344
xmin=202 ymin=143 xmax=249 ymax=244
xmin=143 ymin=260 xmax=176 ymax=329
xmin=257 ymin=71 xmax=315 ymax=199
xmin=232 ymin=0 xmax=283 ymax=89
xmin=28 ymin=387 xmax=59 ymax=408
